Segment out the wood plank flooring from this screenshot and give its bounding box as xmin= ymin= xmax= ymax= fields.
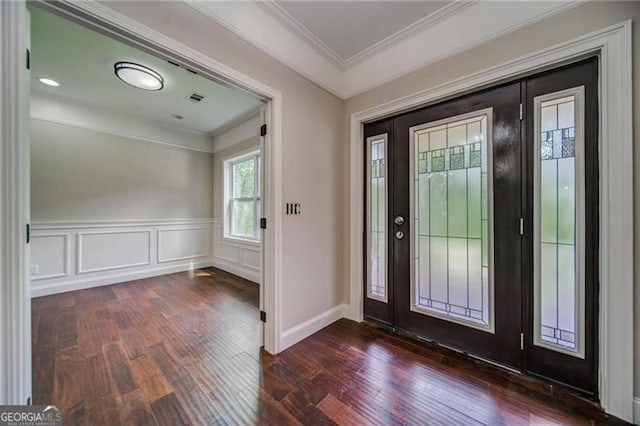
xmin=32 ymin=268 xmax=621 ymax=425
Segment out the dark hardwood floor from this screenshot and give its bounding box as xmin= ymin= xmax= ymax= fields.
xmin=32 ymin=268 xmax=621 ymax=425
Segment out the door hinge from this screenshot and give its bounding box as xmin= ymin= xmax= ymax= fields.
xmin=260 ymin=217 xmax=267 ymax=229
xmin=260 ymin=310 xmax=266 ymax=322
xmin=26 ymin=224 xmax=30 ymax=244
xmin=260 ymin=124 xmax=267 ymax=137
xmin=519 ymin=218 xmax=524 ymax=236
xmin=520 ymin=333 xmax=524 ymax=351
xmin=26 ymin=49 xmax=30 ymax=70
xmin=519 ymin=103 xmax=523 ymax=121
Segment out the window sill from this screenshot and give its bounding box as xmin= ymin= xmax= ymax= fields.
xmin=223 ymin=235 xmax=260 ymax=247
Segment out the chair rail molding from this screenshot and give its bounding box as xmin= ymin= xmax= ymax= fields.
xmin=348 ymin=20 xmax=633 ymax=421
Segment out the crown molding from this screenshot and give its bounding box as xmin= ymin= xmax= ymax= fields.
xmin=185 ymin=0 xmax=345 ymax=98
xmin=209 ymin=105 xmax=262 ymax=138
xmin=254 ymin=1 xmax=478 ymax=71
xmin=255 ymin=1 xmax=345 ymax=70
xmin=183 ymin=1 xmax=582 ymax=99
xmin=32 ymin=90 xmax=211 ymax=137
xmin=343 ymin=0 xmax=477 ymax=68
xmin=31 ymin=91 xmax=215 ymax=153
xmin=342 ymin=1 xmax=583 ymax=98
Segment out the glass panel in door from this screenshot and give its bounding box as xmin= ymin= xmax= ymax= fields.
xmin=409 ymin=110 xmax=494 ymax=332
xmin=534 ymin=88 xmax=585 ymax=358
xmin=367 ymin=134 xmax=388 ymax=302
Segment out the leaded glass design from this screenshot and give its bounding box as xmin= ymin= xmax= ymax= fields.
xmin=410 ymin=110 xmax=493 ymax=331
xmin=367 ymin=135 xmax=387 ymax=301
xmin=534 ymin=88 xmax=585 ymax=357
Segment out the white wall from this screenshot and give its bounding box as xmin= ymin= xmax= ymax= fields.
xmin=102 ymin=1 xmax=345 ymax=336
xmin=211 ymin=120 xmax=261 ymax=283
xmin=342 ymin=0 xmax=640 ymax=400
xmin=31 ymin=119 xmax=213 ymax=221
xmin=30 ymin=110 xmax=215 ymax=295
xmin=212 ymin=112 xmax=261 ymax=153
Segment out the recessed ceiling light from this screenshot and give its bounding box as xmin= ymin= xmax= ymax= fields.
xmin=39 ymin=78 xmax=59 ymax=87
xmin=114 ymin=62 xmax=164 ymax=91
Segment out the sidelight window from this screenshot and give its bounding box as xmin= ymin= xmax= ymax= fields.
xmin=533 ymin=87 xmax=585 ymax=358
xmin=366 ymin=134 xmax=388 ymax=302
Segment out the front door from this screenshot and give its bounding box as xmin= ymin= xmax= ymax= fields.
xmin=364 ymin=58 xmax=598 ymax=396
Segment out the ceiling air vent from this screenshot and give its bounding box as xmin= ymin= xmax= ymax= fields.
xmin=186 ymin=92 xmax=204 ymax=103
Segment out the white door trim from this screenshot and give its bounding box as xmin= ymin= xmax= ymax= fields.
xmin=1 ymin=0 xmax=284 ymax=404
xmin=0 ymin=1 xmax=31 ymax=405
xmin=348 ymin=20 xmax=633 ymax=421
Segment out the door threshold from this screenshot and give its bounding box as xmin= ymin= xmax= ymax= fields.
xmin=390 ymin=325 xmax=522 ymax=374
xmin=361 ymin=320 xmax=616 ymax=423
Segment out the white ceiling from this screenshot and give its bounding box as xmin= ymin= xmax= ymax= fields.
xmin=30 ymin=6 xmax=263 ymax=135
xmin=190 ymin=1 xmax=580 ymax=98
xmin=274 ymin=1 xmax=451 ymax=60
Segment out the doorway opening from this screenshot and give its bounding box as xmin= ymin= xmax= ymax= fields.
xmin=18 ymin=0 xmax=282 ymax=413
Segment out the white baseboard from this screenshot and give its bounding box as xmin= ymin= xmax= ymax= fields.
xmin=279 ymin=303 xmax=348 ymax=351
xmin=31 ymin=259 xmax=213 ymax=298
xmin=343 ymin=302 xmax=362 ymax=322
xmin=633 ymin=397 xmax=640 ymax=425
xmin=212 ymin=257 xmax=260 ymax=283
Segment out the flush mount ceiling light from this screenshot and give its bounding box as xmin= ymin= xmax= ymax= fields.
xmin=39 ymin=78 xmax=59 ymax=87
xmin=114 ymin=62 xmax=164 ymax=91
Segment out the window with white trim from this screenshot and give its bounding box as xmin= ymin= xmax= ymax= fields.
xmin=224 ymin=151 xmax=261 ymax=241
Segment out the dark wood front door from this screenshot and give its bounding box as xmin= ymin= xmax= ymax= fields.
xmin=391 ymin=82 xmax=523 ymax=369
xmin=363 ymin=58 xmax=599 ymax=396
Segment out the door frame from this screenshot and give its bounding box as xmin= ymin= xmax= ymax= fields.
xmin=0 ymin=0 xmax=284 ymax=405
xmin=348 ymin=21 xmax=633 ymax=421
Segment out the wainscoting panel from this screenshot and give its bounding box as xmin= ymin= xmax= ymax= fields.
xmin=215 ymin=244 xmax=240 ymax=264
xmin=158 ymin=227 xmax=210 ymax=263
xmin=212 ymin=219 xmax=261 ymax=283
xmin=78 ymin=230 xmax=151 ymax=274
xmin=30 ymin=234 xmax=69 ymax=281
xmin=240 ymin=248 xmax=261 ymax=271
xmin=30 ymin=219 xmax=214 ymax=297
